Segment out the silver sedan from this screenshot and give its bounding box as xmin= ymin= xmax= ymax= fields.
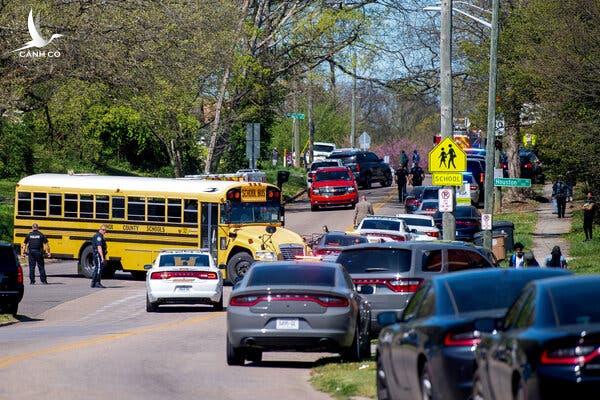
xmin=226 ymin=261 xmax=372 ymax=365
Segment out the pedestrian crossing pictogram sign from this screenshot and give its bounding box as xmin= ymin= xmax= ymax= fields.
xmin=428 ymin=137 xmax=467 ymax=173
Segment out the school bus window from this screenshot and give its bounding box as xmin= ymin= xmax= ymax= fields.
xmin=49 ymin=194 xmax=62 ymax=216
xmin=17 ymin=192 xmax=31 ymax=216
xmin=80 ymin=194 xmax=93 ymax=219
xmin=183 ymin=199 xmax=198 ymax=224
xmin=168 ymin=199 xmax=182 ymax=223
xmin=128 ymin=196 xmax=145 ymax=221
xmin=148 ymin=197 xmax=165 ymax=222
xmin=33 ymin=192 xmax=47 ymax=216
xmin=112 ymin=196 xmax=125 ymax=219
xmin=65 ymin=194 xmax=78 ymax=218
xmin=95 ymin=195 xmax=109 ymax=219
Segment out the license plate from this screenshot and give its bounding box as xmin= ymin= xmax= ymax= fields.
xmin=241 ymin=186 xmax=266 ymax=202
xmin=175 ymin=286 xmax=191 ymax=292
xmin=276 ymin=319 xmax=299 ymax=330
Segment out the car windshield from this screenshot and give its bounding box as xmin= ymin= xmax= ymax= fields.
xmin=337 ymin=248 xmax=412 ymax=273
xmin=310 ymin=161 xmax=338 ymax=171
xmin=247 ymin=264 xmax=336 ymax=287
xmin=398 ymin=217 xmax=433 ymax=227
xmin=316 ymin=170 xmax=351 ymax=181
xmin=323 ymin=234 xmax=367 ymax=247
xmin=361 ymin=219 xmax=401 ymax=231
xmin=314 ymin=144 xmax=335 ymax=153
xmin=551 ymin=282 xmax=600 ymax=326
xmin=0 ymin=246 xmax=16 ymax=271
xmin=159 ymin=254 xmax=210 ymax=267
xmin=422 ymin=189 xmax=439 ymax=200
xmin=328 ymin=154 xmax=356 ymax=164
xmin=221 ymin=202 xmax=281 ymax=224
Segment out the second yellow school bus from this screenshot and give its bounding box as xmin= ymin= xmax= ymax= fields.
xmin=13 ymin=174 xmax=306 ymax=282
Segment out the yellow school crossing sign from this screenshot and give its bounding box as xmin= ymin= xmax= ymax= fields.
xmin=428 ymin=137 xmax=467 ymax=173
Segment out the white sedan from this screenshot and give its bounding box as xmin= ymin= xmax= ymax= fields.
xmin=145 ymin=250 xmax=223 ymax=312
xmin=353 ymin=216 xmax=415 ymax=242
xmin=395 ymin=213 xmax=440 ymax=241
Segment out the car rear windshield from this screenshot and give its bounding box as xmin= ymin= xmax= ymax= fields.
xmin=454 ymin=207 xmax=476 ymax=218
xmin=0 ymin=246 xmax=17 ymax=271
xmin=248 ymin=264 xmax=336 ymax=287
xmin=324 ymin=235 xmax=368 ymax=246
xmin=337 ymin=249 xmax=412 ymax=274
xmin=448 ymin=275 xmax=543 ymax=313
xmin=311 ymin=161 xmax=338 ymax=171
xmin=314 ymin=144 xmax=335 ymax=153
xmin=316 ymin=171 xmax=351 ymax=181
xmin=361 ymin=219 xmax=400 ymax=231
xmin=399 ymin=217 xmax=433 ymax=227
xmin=422 ymin=189 xmax=439 ymax=200
xmin=551 ymin=283 xmax=600 ymax=325
xmin=421 ymin=201 xmax=438 ymax=209
xmin=328 ymin=154 xmax=356 ymax=164
xmin=159 ymin=254 xmax=210 ymax=267
xmin=463 ymin=175 xmax=476 ymax=184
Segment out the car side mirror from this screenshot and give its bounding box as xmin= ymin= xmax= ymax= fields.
xmin=410 ymin=229 xmax=418 ymax=233
xmin=143 ymin=264 xmax=153 ymax=270
xmin=357 ymin=285 xmax=374 ymax=295
xmin=377 ymin=311 xmax=399 ymax=328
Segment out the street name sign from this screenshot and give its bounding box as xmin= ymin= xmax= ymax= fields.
xmin=432 ymin=172 xmax=462 ymax=186
xmin=286 ymin=113 xmax=305 ymax=120
xmin=494 ymin=177 xmax=531 ymax=188
xmin=428 ymin=137 xmax=467 ymax=173
xmin=438 ymin=188 xmax=453 ymax=212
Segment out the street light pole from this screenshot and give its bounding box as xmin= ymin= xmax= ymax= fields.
xmin=482 ymin=0 xmax=500 ymax=250
xmin=440 ymin=0 xmax=456 ymax=241
xmin=350 ymin=50 xmax=357 ymax=148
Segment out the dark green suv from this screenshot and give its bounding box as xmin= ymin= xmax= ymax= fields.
xmin=0 ymin=242 xmax=24 ymax=316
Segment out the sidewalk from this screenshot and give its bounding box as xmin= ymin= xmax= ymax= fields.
xmin=531 ymin=184 xmax=572 ymax=263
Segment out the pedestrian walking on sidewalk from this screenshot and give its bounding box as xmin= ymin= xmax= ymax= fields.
xmin=544 ymin=246 xmax=568 ymax=268
xmin=21 ymin=223 xmax=50 ymax=284
xmin=552 ymin=176 xmax=568 ymax=218
xmin=91 ymin=225 xmax=108 ymax=288
xmin=583 ymin=192 xmax=596 ymax=241
xmin=353 ymin=195 xmax=374 ymax=229
xmin=509 ymin=242 xmax=539 ymax=268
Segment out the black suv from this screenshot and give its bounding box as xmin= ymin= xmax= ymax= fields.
xmin=0 ymin=242 xmax=24 ymax=316
xmin=327 ymin=149 xmax=392 ymax=189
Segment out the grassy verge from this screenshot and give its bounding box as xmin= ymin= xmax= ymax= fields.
xmin=310 ymin=356 xmax=376 ymax=400
xmin=264 ymin=166 xmax=306 ymax=199
xmin=566 ymin=210 xmax=600 ymax=273
xmin=495 ymin=211 xmax=538 ymax=250
xmin=0 ymin=314 xmax=17 ymax=325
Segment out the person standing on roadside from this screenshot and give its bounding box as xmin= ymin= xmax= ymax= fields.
xmin=22 ymin=223 xmax=50 ymax=284
xmin=583 ymin=192 xmax=596 ymax=241
xmin=412 ymin=149 xmax=420 ymax=166
xmin=272 ymin=148 xmax=279 ymax=167
xmin=395 ymin=166 xmax=409 ymax=203
xmin=410 ymin=163 xmax=425 ymax=187
xmin=353 ymin=195 xmax=374 ymax=229
xmin=552 ymin=176 xmax=568 ymax=218
xmin=400 ymin=150 xmax=409 ymax=168
xmin=91 ymin=225 xmax=108 ymax=288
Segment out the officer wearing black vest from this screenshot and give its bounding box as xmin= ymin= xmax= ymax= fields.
xmin=22 ymin=223 xmax=50 ymax=284
xmin=91 ymin=225 xmax=108 ymax=288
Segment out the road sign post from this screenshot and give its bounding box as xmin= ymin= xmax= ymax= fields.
xmin=245 ymin=123 xmax=260 ymax=169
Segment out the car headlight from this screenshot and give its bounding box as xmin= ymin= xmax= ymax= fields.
xmin=255 ymin=251 xmax=277 ymax=261
xmin=348 ymin=187 xmax=355 ymax=192
xmin=313 ymin=188 xmax=321 ymax=194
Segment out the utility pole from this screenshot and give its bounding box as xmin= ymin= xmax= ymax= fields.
xmin=440 ymin=0 xmax=455 ymax=241
xmin=308 ymin=80 xmax=315 ymax=164
xmin=483 ymin=0 xmax=501 ymax=249
xmin=292 ymin=79 xmax=300 ymax=168
xmin=350 ymin=50 xmax=357 ymax=148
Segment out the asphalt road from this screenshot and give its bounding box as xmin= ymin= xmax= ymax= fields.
xmin=0 ymin=183 xmax=402 ymax=400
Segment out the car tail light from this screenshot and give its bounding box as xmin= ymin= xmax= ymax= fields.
xmin=372 ymin=233 xmax=406 ymax=241
xmin=353 ymin=278 xmax=423 ymax=293
xmin=479 ymin=173 xmax=485 ymax=183
xmin=150 ymin=271 xmax=217 ymax=280
xmin=17 ymin=264 xmax=23 ymax=284
xmin=541 ymin=346 xmax=600 ymax=365
xmin=501 ymin=163 xmax=508 ymax=169
xmin=524 ymin=162 xmax=533 ymax=169
xmin=470 ymin=185 xmax=478 ymax=191
xmin=456 ymin=220 xmax=479 ymax=227
xmin=313 ymin=248 xmax=341 ymax=256
xmin=355 ymin=163 xmax=360 ymax=172
xmin=229 ymin=294 xmax=349 ymax=308
xmin=426 ymin=231 xmax=440 ymax=238
xmin=444 ymin=331 xmax=481 ymax=347
xmin=406 ymin=198 xmax=418 ymax=206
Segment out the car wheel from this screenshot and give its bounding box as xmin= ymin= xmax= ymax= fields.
xmin=359 ymin=323 xmax=371 ymax=358
xmin=146 ymin=295 xmax=158 ymax=312
xmin=213 ymin=294 xmax=224 ymax=311
xmin=382 ymin=172 xmax=393 ymax=187
xmin=420 ymin=362 xmax=434 ymax=400
xmin=311 ymin=204 xmax=319 ymax=212
xmin=226 ymin=252 xmax=254 ymax=284
xmin=365 ymin=173 xmax=372 ymax=189
xmin=376 ymin=354 xmax=391 ymax=400
xmin=246 ymin=349 xmax=262 ymax=364
xmin=130 ymin=271 xmax=146 ymax=281
xmin=226 ymin=336 xmax=245 ymax=366
xmin=473 ymin=369 xmax=486 ymax=400
xmin=350 ymin=202 xmax=356 ymax=210
xmin=79 ymin=245 xmax=94 ymax=278
xmin=342 ymin=324 xmax=362 ymax=361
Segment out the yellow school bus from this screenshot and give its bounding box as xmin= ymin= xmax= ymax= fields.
xmin=13 ymin=174 xmax=305 ymax=281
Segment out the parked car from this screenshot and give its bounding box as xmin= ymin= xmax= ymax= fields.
xmin=311 ymin=142 xmax=337 ymax=161
xmin=327 ymin=149 xmax=393 ymax=189
xmin=376 ymin=268 xmax=571 ymax=400
xmin=306 ymin=159 xmax=343 ymax=187
xmin=354 ymin=216 xmax=414 ymax=242
xmin=474 ymin=275 xmax=600 ymax=400
xmin=405 ymin=186 xmax=426 ymax=213
xmin=226 ymin=261 xmax=372 ymax=365
xmin=335 ymin=241 xmax=497 ymax=334
xmin=145 ymin=249 xmax=223 ymax=312
xmin=395 ymin=214 xmax=440 ymax=240
xmin=414 ymin=199 xmax=439 ymax=216
xmin=434 ymin=205 xmax=482 ymax=241
xmin=309 ymin=166 xmax=358 ymax=211
xmin=519 ymin=149 xmax=544 ymax=183
xmin=311 ymin=231 xmax=368 ymax=257
xmin=0 ymin=242 xmax=24 ymax=316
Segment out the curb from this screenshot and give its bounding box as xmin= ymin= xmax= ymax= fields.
xmin=284 ymin=188 xmax=307 ymax=204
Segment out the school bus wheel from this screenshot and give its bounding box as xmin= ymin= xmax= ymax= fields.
xmin=226 ymin=251 xmax=254 ymax=284
xmin=78 ymin=244 xmax=95 ymax=279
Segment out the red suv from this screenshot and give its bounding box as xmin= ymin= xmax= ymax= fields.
xmin=309 ymin=167 xmax=359 ymax=211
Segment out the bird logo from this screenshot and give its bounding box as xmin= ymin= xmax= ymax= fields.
xmin=13 ymin=9 xmax=63 ymax=53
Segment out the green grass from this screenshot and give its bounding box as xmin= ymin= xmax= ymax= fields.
xmin=310 ymin=357 xmax=376 ymax=400
xmin=566 ymin=210 xmax=600 ymax=273
xmin=264 ymin=166 xmax=306 ymax=199
xmin=0 ymin=204 xmax=13 ymax=243
xmin=0 ymin=314 xmax=17 ymax=325
xmin=495 ymin=211 xmax=538 ymax=251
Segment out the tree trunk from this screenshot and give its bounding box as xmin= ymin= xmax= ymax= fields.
xmin=169 ymin=139 xmax=183 ymax=178
xmin=504 ymin=107 xmax=526 ymax=202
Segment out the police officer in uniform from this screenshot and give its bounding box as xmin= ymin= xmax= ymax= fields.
xmin=22 ymin=223 xmax=50 ymax=284
xmin=91 ymin=225 xmax=108 ymax=288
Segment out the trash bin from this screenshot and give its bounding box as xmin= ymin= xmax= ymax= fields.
xmin=493 ymin=221 xmax=514 ymax=254
xmin=492 ymin=234 xmax=507 ymax=261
